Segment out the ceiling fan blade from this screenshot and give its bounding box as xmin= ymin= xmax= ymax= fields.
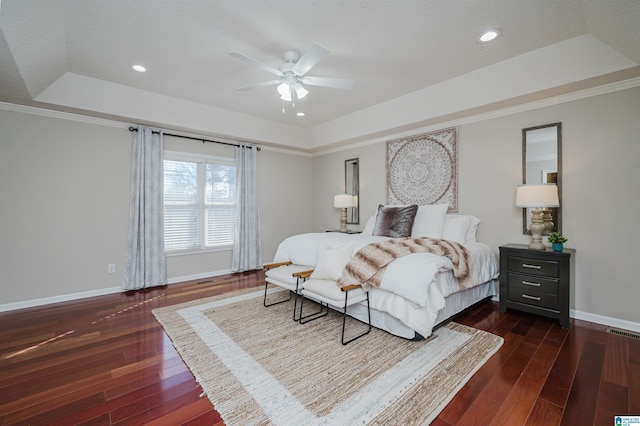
xmin=237 ymin=80 xmax=282 ymax=91
xmin=293 ymin=43 xmax=329 ymax=76
xmin=303 ymin=76 xmax=354 ymax=90
xmin=229 ymin=52 xmax=283 ymax=77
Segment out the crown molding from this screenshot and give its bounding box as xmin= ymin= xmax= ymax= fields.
xmin=311 ymin=76 xmax=640 ymax=156
xmin=3 ymin=75 xmax=639 ymax=158
xmin=0 ymin=101 xmax=128 ymax=129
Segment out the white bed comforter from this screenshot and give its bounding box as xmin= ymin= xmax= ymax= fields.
xmin=273 ymin=233 xmax=499 ymax=337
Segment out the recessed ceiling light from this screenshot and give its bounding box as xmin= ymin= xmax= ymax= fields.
xmin=477 ymin=29 xmax=501 ymax=43
xmin=132 ymin=64 xmax=147 ymax=73
xmin=296 ymin=112 xmax=306 ymax=117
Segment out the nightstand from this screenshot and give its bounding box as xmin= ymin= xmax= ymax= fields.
xmin=499 ymin=244 xmax=575 ymax=328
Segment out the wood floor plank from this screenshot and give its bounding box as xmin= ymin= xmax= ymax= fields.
xmin=595 ymin=380 xmax=629 ymax=425
xmin=0 ymin=270 xmax=638 ymax=425
xmin=111 ymin=387 xmax=203 ymax=425
xmin=525 ymin=398 xmax=562 ymax=426
xmin=538 ymin=320 xmax=590 ymax=407
xmin=143 ymin=397 xmax=217 ymax=425
xmin=489 ymin=327 xmax=561 ymax=425
xmin=560 ymin=340 xmax=606 ymax=425
xmin=0 ymin=371 xmax=113 ymax=418
xmin=4 ymin=392 xmax=106 ymax=425
xmin=0 ymin=352 xmax=126 ymax=405
xmin=76 ymin=412 xmax=112 ymax=426
xmin=453 ymin=333 xmax=535 ymax=425
xmin=437 ymin=329 xmax=523 ymax=424
xmin=629 ymin=338 xmax=640 ymax=414
xmin=602 ymin=332 xmax=629 ymax=387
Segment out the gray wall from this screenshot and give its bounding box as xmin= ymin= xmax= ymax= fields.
xmin=312 ymin=86 xmax=640 ymax=326
xmin=1 ymin=86 xmax=639 ymax=329
xmin=0 ymin=109 xmax=313 ymax=306
xmin=0 ymin=112 xmax=132 ymax=304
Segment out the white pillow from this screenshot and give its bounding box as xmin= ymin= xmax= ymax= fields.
xmin=442 ymin=214 xmax=481 ymax=243
xmin=310 ymin=242 xmax=353 ymax=281
xmin=410 ymin=203 xmax=449 ymax=239
xmin=465 ymin=216 xmax=480 ymax=242
xmin=361 ymin=215 xmax=376 ymax=236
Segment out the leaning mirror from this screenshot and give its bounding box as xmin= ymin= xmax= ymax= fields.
xmin=345 ymin=158 xmax=359 ymax=224
xmin=522 ymin=123 xmax=562 ymax=235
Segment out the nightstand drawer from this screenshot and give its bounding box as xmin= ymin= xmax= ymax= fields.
xmin=500 ymin=244 xmax=574 ymax=329
xmin=507 ymin=256 xmax=559 ymax=278
xmin=508 ymin=289 xmax=558 ymax=310
xmin=507 ymin=272 xmax=559 ymax=295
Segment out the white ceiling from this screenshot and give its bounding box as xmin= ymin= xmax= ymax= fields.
xmin=1 ymin=0 xmax=639 ymax=150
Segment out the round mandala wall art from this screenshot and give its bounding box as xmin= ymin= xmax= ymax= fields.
xmin=386 ymin=127 xmax=457 ymax=211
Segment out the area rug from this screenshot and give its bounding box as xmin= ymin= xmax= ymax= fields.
xmin=152 ymin=288 xmax=503 ymax=425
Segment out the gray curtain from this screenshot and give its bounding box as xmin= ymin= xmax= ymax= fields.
xmin=231 ymin=144 xmax=262 ymax=272
xmin=122 ymin=127 xmax=167 ymax=290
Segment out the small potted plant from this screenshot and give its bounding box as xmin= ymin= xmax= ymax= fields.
xmin=548 ymin=232 xmax=568 ymax=252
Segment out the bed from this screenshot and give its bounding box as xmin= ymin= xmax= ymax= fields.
xmin=268 ymin=204 xmax=499 ymax=339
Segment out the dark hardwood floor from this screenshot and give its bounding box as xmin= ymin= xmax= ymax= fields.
xmin=1 ymin=270 xmax=637 ymax=425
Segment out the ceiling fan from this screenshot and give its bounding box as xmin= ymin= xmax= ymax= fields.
xmin=229 ymin=43 xmax=354 ymax=106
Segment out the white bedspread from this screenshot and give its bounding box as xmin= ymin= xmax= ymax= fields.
xmin=273 ymin=233 xmax=499 ymax=337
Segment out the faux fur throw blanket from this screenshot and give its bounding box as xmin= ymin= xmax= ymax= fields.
xmin=337 ymin=237 xmax=472 ymax=290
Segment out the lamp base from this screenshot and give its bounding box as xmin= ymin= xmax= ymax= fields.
xmin=542 ymin=208 xmax=555 ymax=234
xmin=528 ymin=208 xmax=546 ymax=250
xmin=528 ymin=240 xmax=547 ymax=250
xmin=339 ymin=208 xmax=347 ymax=233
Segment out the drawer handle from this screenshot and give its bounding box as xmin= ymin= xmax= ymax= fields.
xmin=522 ymin=280 xmax=541 ymax=287
xmin=522 ymin=294 xmax=542 ymax=301
xmin=522 ymin=263 xmax=542 ymax=270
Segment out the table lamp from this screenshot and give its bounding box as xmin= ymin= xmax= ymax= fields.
xmin=334 ymin=194 xmax=356 ymax=233
xmin=515 ymin=184 xmax=560 ymax=250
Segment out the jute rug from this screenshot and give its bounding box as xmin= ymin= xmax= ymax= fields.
xmin=152 ymin=288 xmax=503 ymax=425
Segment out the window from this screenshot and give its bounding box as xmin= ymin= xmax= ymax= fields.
xmin=163 ymin=152 xmax=236 ymax=253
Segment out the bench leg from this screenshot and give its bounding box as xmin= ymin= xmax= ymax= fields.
xmin=263 ymin=282 xmax=292 ymax=307
xmin=341 ymin=291 xmax=371 ymax=345
xmin=298 ymin=293 xmax=329 ymax=324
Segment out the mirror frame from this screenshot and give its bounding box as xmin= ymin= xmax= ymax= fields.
xmin=522 ymin=122 xmax=562 ymax=235
xmin=345 ymin=158 xmax=359 ymax=224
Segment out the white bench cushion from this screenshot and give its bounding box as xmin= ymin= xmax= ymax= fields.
xmin=265 ymin=264 xmax=311 ymax=291
xmin=302 ymin=279 xmax=367 ymax=307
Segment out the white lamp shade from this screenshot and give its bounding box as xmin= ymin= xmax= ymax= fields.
xmin=278 ymin=83 xmax=292 ymax=101
xmin=334 ymin=194 xmax=355 ymax=208
xmin=515 ymin=184 xmax=560 ymax=208
xmin=294 ymin=83 xmax=308 ymax=99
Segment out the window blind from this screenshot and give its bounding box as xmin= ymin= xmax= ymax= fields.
xmin=164 ymin=155 xmax=235 ymax=252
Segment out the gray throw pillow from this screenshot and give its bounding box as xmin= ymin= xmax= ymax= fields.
xmin=372 ymin=204 xmax=419 ymax=238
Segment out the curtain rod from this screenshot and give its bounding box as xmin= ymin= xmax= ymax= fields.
xmin=128 ymin=126 xmax=260 ymax=150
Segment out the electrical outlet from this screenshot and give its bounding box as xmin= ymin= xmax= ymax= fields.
xmin=107 ymin=264 xmax=116 ymax=274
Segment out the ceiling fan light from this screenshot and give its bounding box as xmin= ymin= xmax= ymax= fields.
xmin=277 ymin=82 xmax=290 ymax=98
xmin=279 ymin=89 xmax=292 ymax=102
xmin=294 ymin=83 xmax=308 ymax=99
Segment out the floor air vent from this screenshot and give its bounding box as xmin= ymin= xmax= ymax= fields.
xmin=606 ymin=327 xmax=640 ymax=340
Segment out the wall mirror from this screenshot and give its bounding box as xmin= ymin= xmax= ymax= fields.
xmin=522 ymin=122 xmax=562 ymax=235
xmin=345 ymin=158 xmax=359 ymax=224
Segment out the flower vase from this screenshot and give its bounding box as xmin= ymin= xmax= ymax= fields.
xmin=552 ymin=243 xmax=563 ymax=252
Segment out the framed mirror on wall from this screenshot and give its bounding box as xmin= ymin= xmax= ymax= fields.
xmin=522 ymin=122 xmax=562 ymax=235
xmin=345 ymin=158 xmax=359 ymax=224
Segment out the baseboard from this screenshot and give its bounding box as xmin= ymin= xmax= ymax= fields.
xmin=0 ymin=286 xmax=123 ymax=313
xmin=0 ymin=269 xmax=233 ymax=313
xmin=5 ymin=276 xmax=637 ymax=335
xmin=571 ymin=309 xmax=640 ymax=333
xmin=166 ymin=269 xmax=232 ymax=284
xmin=490 ymin=295 xmax=640 ymax=334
